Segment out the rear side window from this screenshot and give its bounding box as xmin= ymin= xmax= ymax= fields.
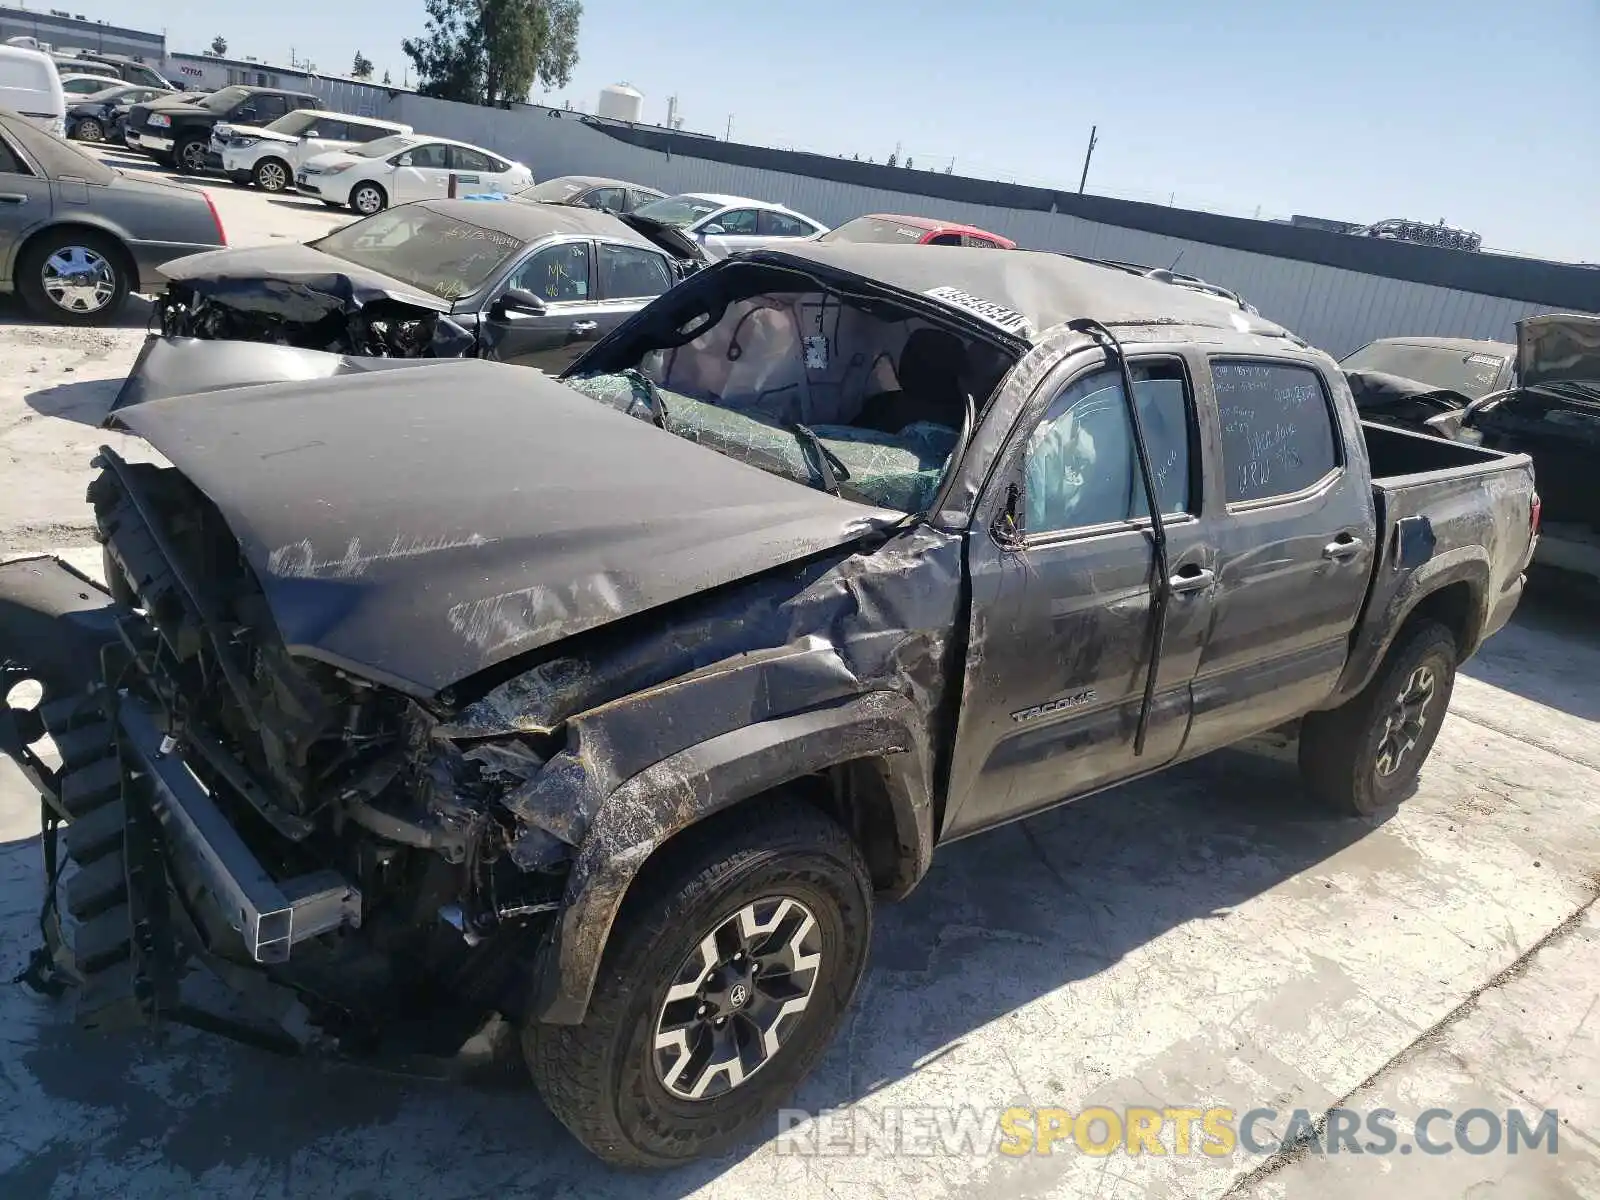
xmin=346 ymin=122 xmax=390 ymax=143
xmin=1211 ymin=360 xmax=1341 ymax=504
xmin=759 ymin=210 xmax=813 ymax=237
xmin=0 ymin=134 xmax=28 ymax=176
xmin=450 ymin=146 xmax=494 ymax=172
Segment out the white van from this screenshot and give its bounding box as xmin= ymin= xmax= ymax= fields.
xmin=0 ymin=46 xmax=66 ymax=138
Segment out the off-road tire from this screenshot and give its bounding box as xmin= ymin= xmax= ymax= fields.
xmin=1299 ymin=619 xmax=1457 ymax=816
xmin=526 ymin=797 xmax=873 ymax=1168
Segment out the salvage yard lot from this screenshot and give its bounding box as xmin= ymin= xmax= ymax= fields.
xmin=1 ymin=165 xmax=1598 ymax=1199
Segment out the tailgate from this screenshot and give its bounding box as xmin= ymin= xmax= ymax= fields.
xmin=1335 ymin=421 xmax=1536 ymax=699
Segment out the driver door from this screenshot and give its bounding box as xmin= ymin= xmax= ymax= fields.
xmin=389 ymin=141 xmax=452 ymax=203
xmin=480 ymin=239 xmax=600 ymax=373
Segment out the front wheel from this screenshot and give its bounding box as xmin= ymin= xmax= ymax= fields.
xmin=174 ymin=136 xmax=209 ymax=176
xmin=73 ymin=117 xmax=104 ymax=143
xmin=1299 ymin=620 xmax=1458 ymax=816
xmin=526 ymin=797 xmax=873 ymax=1168
xmin=349 ymin=182 xmax=387 ymax=215
xmin=253 ymin=157 xmax=291 ymax=193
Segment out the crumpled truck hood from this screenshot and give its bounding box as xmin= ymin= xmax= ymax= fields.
xmin=1518 ymin=313 xmax=1600 ymax=393
xmin=112 ymin=358 xmax=896 ymax=698
xmin=158 ymin=243 xmax=453 ymax=316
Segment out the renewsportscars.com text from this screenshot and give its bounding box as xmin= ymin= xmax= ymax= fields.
xmin=775 ymin=1105 xmax=1560 ymax=1158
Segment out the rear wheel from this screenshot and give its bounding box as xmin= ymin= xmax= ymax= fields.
xmin=74 ymin=117 xmax=104 ymax=143
xmin=526 ymin=797 xmax=873 ymax=1168
xmin=1299 ymin=620 xmax=1457 ymax=816
xmin=253 ymin=157 xmax=291 ymax=193
xmin=17 ymin=228 xmax=131 ymax=326
xmin=349 ymin=182 xmax=387 ymax=215
xmin=174 ymin=136 xmax=209 ymax=176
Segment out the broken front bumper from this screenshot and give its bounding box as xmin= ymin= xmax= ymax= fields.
xmin=0 ymin=555 xmax=360 ymax=1033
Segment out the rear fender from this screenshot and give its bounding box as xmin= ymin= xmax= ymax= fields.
xmin=528 ymin=689 xmax=933 ymax=1024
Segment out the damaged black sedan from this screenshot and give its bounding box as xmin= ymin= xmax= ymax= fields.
xmin=135 ymin=198 xmax=704 ymax=382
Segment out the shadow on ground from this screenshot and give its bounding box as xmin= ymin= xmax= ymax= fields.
xmin=22 ymin=376 xmax=122 ymax=427
xmin=0 ymin=294 xmax=153 ymax=334
xmin=0 ymin=747 xmax=1388 ymax=1197
xmin=1458 ymin=574 xmax=1600 ymax=720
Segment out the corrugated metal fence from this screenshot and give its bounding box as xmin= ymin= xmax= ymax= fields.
xmin=375 ymin=95 xmax=1592 ymax=359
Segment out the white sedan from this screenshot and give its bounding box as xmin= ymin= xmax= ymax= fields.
xmin=294 ymin=133 xmax=534 ymax=215
xmin=630 ymin=192 xmax=828 ymax=258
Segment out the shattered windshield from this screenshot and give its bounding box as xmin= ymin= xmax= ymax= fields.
xmin=200 ymin=87 xmax=252 ymax=113
xmin=633 ymin=195 xmax=723 ymax=228
xmin=311 ymin=207 xmax=525 ymax=301
xmin=564 ymin=288 xmax=1016 ymax=513
xmin=1339 ymin=341 xmax=1510 ymax=400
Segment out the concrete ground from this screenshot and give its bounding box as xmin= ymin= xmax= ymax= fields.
xmin=1 ymin=161 xmax=1597 ymax=1198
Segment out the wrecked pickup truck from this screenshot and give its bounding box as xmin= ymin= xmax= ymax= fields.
xmin=123 ymin=196 xmax=705 ymax=392
xmin=2 ymin=243 xmax=1539 ymax=1168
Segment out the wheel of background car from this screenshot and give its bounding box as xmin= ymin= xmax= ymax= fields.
xmin=350 ymin=182 xmax=387 ymax=216
xmin=175 ymin=136 xmax=209 ymax=175
xmin=253 ymin=157 xmax=290 ymax=193
xmin=16 ymin=227 xmax=132 ymax=327
xmin=74 ymin=117 xmax=103 ymax=143
xmin=526 ymin=796 xmax=873 ymax=1168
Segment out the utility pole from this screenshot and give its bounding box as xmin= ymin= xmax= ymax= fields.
xmin=1077 ymin=124 xmax=1098 ymax=194
xmin=725 ymin=114 xmax=733 ymax=141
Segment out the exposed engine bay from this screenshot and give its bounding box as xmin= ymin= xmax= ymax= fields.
xmin=86 ymin=454 xmax=564 ymax=1039
xmin=156 ymin=280 xmax=475 ymax=359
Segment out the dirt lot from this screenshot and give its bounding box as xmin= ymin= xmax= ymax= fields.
xmin=1 ymin=158 xmax=1597 ymax=1199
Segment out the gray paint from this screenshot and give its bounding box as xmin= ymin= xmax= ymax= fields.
xmin=370 ymin=95 xmax=1596 ymax=359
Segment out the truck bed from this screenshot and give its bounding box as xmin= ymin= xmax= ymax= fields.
xmin=1331 ymin=421 xmax=1537 ymax=704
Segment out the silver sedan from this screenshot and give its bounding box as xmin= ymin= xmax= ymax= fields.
xmin=0 ymin=106 xmax=227 ymax=324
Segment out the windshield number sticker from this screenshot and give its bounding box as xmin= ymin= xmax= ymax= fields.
xmin=803 ymin=336 xmax=828 ymax=370
xmin=924 ymin=285 xmax=1033 ymax=339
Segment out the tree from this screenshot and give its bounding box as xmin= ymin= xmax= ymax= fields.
xmin=353 ymin=52 xmax=374 ymax=79
xmin=209 ymin=34 xmax=227 ymax=56
xmin=402 ymin=0 xmax=581 ymax=107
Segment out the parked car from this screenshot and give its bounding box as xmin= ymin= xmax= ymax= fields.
xmin=0 ymin=107 xmax=226 ymax=323
xmin=516 ymin=174 xmax=665 ymax=213
xmin=59 ymin=73 xmax=121 ymax=98
xmin=0 ymin=45 xmax=65 ymax=137
xmin=214 ymin=108 xmax=412 ymax=193
xmin=102 ymin=89 xmax=208 ymax=146
xmin=66 ymin=83 xmax=174 ymax=143
xmin=126 ymin=85 xmax=320 ymax=174
xmin=64 ymin=51 xmax=175 ymax=90
xmin=1342 ymin=320 xmax=1599 ymax=583
xmin=293 ymin=133 xmax=533 ymax=214
xmin=118 ymin=198 xmax=703 ymax=383
xmin=49 ymin=55 xmax=118 ymax=84
xmin=819 ymin=213 xmax=1016 ymax=248
xmin=1 ymin=242 xmax=1538 ymax=1169
xmin=631 ymin=190 xmax=828 ymax=257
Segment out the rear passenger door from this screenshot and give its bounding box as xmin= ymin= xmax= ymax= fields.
xmin=0 ymin=130 xmax=53 ymax=259
xmin=1183 ymin=357 xmax=1375 ymax=750
xmin=944 ymin=352 xmax=1219 ymax=837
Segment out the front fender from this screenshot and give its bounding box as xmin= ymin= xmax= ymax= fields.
xmin=529 ymin=690 xmax=933 ymax=1024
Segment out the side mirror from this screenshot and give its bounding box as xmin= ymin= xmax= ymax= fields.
xmin=397 ymin=153 xmax=413 ymax=167
xmin=701 ymin=223 xmax=726 ymax=236
xmin=496 ymin=288 xmax=547 ymax=317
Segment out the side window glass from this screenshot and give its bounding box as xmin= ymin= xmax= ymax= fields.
xmin=1212 ymin=360 xmax=1341 ymax=503
xmin=759 ymin=210 xmax=811 ymax=237
xmin=927 ymin=233 xmax=963 ymax=246
xmin=404 ymin=143 xmax=450 ymax=169
xmin=1023 ymin=364 xmax=1194 ymax=537
xmin=598 ymin=243 xmax=672 ymax=298
xmin=450 ymin=146 xmax=494 ymax=172
xmin=712 ymin=208 xmax=759 ymax=235
xmin=588 ymin=187 xmax=626 ymax=212
xmin=0 ymin=135 xmax=28 ymax=175
xmin=962 ymin=233 xmax=998 ymax=248
xmin=509 ymin=242 xmax=591 ymax=302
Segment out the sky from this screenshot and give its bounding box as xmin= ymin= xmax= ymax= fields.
xmin=42 ymin=0 xmax=1600 ymax=262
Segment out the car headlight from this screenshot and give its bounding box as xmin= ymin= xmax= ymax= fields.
xmin=321 ymin=162 xmax=354 ymax=175
xmin=148 ymin=113 xmax=171 ymax=128
xmin=232 ymin=136 xmax=259 ymax=149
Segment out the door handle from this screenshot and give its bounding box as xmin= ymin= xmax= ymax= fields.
xmin=0 ymin=193 xmax=28 ymax=205
xmin=570 ymin=320 xmax=599 ymax=334
xmin=1323 ymin=535 xmax=1365 ymax=561
xmin=1168 ymin=566 xmax=1214 ymax=594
